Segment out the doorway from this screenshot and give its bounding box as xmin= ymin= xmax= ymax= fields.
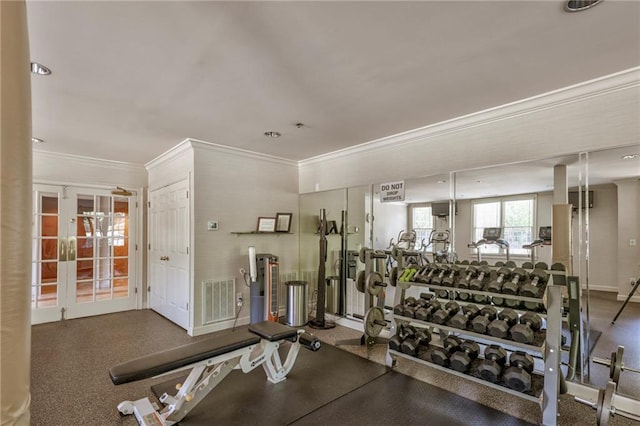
xmin=31 ymin=184 xmax=138 ymax=324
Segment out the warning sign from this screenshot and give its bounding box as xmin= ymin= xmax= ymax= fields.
xmin=380 ymin=181 xmax=405 ymax=203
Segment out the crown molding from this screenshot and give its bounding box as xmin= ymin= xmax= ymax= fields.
xmin=34 ymin=149 xmax=146 ymax=172
xmin=188 ymin=138 xmax=297 ymax=166
xmin=146 ymin=138 xmax=297 ymax=170
xmin=299 ymin=67 xmax=640 ymax=167
xmin=144 ymin=138 xmax=194 ymax=170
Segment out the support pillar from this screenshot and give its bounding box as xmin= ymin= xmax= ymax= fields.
xmin=1 ymin=1 xmax=33 ymax=423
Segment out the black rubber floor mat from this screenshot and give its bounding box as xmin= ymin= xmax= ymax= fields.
xmin=150 ymin=341 xmax=388 ymax=425
xmin=291 ymin=371 xmax=536 ymax=426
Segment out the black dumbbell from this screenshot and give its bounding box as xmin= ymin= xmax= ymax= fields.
xmin=469 ymin=266 xmax=490 ymax=291
xmin=432 ymin=301 xmax=460 ymax=325
xmin=442 ymin=265 xmax=460 ymax=287
xmin=454 ymin=267 xmax=477 ymax=301
xmin=450 ymin=304 xmax=480 ymax=330
xmin=505 ymin=261 xmax=517 ymax=268
xmin=478 ymin=344 xmax=507 ymax=383
xmin=502 ymin=268 xmax=527 ymax=295
xmin=471 ymin=266 xmax=492 ymax=304
xmin=388 ymin=333 xmax=403 ymax=351
xmin=400 ymin=296 xmax=420 ymax=317
xmin=456 ymin=266 xmax=478 ymax=288
xmin=431 ymin=335 xmax=462 ymax=367
xmin=471 ymin=306 xmax=498 ymax=334
xmin=398 ymin=324 xmax=416 ymax=340
xmin=535 ymin=262 xmax=549 ymax=270
xmin=487 ymin=308 xmax=519 ymax=339
xmin=419 ymin=293 xmax=433 ymax=302
xmin=389 ymin=323 xmax=410 ymax=351
xmin=503 ymin=351 xmax=534 ymax=392
xmin=550 ymin=263 xmax=565 ymax=271
xmin=510 ymin=312 xmax=543 ymax=344
xmin=414 ymin=265 xmax=435 ymax=283
xmin=450 ymin=340 xmax=480 ymax=373
xmin=494 ymin=261 xmax=505 ymax=267
xmin=415 ymin=299 xmax=441 ymax=322
xmin=400 ymin=329 xmax=432 ymax=356
xmin=486 ymin=267 xmax=511 ymax=293
xmin=521 ymin=261 xmax=534 ymax=269
xmin=430 ymin=265 xmax=449 ymax=286
xmin=520 ymin=269 xmax=547 ymax=298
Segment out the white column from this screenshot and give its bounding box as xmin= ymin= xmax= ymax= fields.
xmin=1 ymin=0 xmax=33 ymax=423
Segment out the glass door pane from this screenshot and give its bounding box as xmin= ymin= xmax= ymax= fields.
xmin=74 ymin=193 xmax=130 ymax=303
xmin=33 ymin=192 xmax=60 ymax=308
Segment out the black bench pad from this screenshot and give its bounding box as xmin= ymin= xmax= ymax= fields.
xmin=249 ymin=321 xmax=299 ymax=342
xmin=110 ymin=331 xmax=260 ymax=385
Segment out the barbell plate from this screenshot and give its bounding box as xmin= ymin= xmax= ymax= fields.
xmin=597 ymin=381 xmax=615 ymax=426
xmin=359 ymin=247 xmax=367 ymax=264
xmin=366 ymin=271 xmax=384 ymax=296
xmin=355 ymin=270 xmax=366 ymax=293
xmin=364 ymin=306 xmax=385 ymax=337
xmin=390 ymin=266 xmax=398 ymax=287
xmin=391 ymin=245 xmax=400 ymax=261
xmin=611 ymin=346 xmax=624 ymax=385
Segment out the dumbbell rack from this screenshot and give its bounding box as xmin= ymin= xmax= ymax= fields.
xmin=386 ymin=265 xmax=564 ymax=425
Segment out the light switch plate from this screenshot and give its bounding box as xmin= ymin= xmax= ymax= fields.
xmin=207 ymin=220 xmax=219 ymax=231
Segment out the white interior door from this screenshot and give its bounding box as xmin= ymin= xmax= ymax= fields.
xmin=149 ymin=179 xmax=190 ymax=330
xmin=31 ymin=185 xmax=137 ymax=324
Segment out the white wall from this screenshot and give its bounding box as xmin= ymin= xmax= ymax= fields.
xmin=372 ymin=200 xmax=407 ymax=251
xmin=615 ymin=179 xmax=640 ymax=301
xmin=190 ymin=141 xmax=299 ymax=334
xmin=570 ymin=184 xmax=619 ymax=292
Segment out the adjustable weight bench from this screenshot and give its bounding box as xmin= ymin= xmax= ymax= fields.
xmin=110 ymin=321 xmax=321 ymax=426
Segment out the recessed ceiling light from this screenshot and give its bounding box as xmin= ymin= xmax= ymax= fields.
xmin=622 ymin=154 xmax=639 ymax=160
xmin=30 ymin=62 xmax=51 ymax=75
xmin=264 ymin=131 xmax=281 ymax=138
xmin=32 ymin=137 xmax=44 ymax=144
xmin=437 ymin=180 xmax=446 ymax=184
xmin=564 ymin=0 xmax=603 ymax=12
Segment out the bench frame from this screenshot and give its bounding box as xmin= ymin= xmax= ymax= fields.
xmin=117 ymin=328 xmax=307 ymax=426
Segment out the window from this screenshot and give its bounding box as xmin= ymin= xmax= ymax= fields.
xmin=472 ymin=196 xmax=535 ymax=256
xmin=410 ymin=205 xmax=433 ymax=250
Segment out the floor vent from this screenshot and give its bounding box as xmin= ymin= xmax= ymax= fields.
xmin=202 ymin=278 xmax=235 ymax=324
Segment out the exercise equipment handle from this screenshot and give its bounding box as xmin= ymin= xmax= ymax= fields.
xmin=299 ymin=332 xmax=321 ymax=351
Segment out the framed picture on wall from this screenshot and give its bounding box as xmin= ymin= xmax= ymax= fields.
xmin=275 ymin=213 xmax=293 ymax=233
xmin=257 ymin=217 xmax=276 ymax=233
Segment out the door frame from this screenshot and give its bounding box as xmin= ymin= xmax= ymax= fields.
xmin=32 ymin=181 xmax=145 ymax=321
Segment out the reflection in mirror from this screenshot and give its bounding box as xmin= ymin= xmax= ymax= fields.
xmin=343 ymin=186 xmax=371 ymax=318
xmin=299 ymin=189 xmax=346 ymax=320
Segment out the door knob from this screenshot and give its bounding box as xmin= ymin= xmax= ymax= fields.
xmin=160 ymin=256 xmax=169 ymax=261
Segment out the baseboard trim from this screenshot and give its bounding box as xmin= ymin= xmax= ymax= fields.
xmin=617 ymin=295 xmax=640 ymax=303
xmin=190 ymin=315 xmax=250 ymax=336
xmin=582 ymin=285 xmax=618 ymax=292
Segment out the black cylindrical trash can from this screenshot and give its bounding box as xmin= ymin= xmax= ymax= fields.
xmin=285 ymin=281 xmax=308 ymax=326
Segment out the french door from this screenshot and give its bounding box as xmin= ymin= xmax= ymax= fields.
xmin=31 ymin=184 xmax=137 ymax=324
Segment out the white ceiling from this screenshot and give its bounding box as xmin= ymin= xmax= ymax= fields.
xmin=27 ymin=1 xmax=640 ymax=170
